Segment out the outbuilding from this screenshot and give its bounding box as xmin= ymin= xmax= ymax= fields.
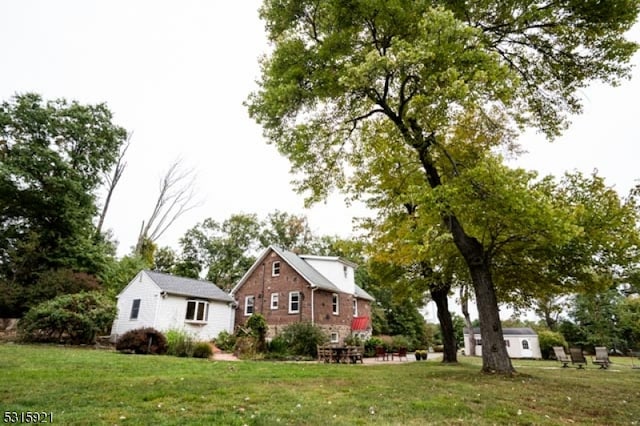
xmin=463 ymin=327 xmax=542 ymax=359
xmin=110 ymin=270 xmax=235 ymax=342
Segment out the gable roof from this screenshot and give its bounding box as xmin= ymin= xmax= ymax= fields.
xmin=354 ymin=284 xmax=375 ymax=301
xmin=231 ymin=245 xmax=371 ymax=297
xmin=144 ymin=270 xmax=234 ymax=303
xmin=465 ymin=327 xmax=538 ymax=336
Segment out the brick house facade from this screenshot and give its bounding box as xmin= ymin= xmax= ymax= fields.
xmin=230 ymin=245 xmax=374 ymax=345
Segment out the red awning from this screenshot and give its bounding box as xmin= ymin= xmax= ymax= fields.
xmin=351 ymin=316 xmax=370 ymax=331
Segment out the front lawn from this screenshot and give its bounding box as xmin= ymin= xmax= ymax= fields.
xmin=1 ymin=344 xmax=638 ymax=425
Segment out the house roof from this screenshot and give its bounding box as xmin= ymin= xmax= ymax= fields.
xmin=144 ymin=270 xmax=234 ymax=303
xmin=354 ymin=284 xmax=375 ymax=301
xmin=465 ymin=327 xmax=538 ymax=336
xmin=231 ymin=245 xmax=374 ymax=301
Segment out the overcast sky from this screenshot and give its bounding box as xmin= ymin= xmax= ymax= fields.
xmin=1 ymin=1 xmax=639 ymax=258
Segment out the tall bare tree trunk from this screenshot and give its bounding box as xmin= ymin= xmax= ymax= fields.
xmin=96 ymin=136 xmax=130 ymax=237
xmin=460 ymin=284 xmax=476 ymax=356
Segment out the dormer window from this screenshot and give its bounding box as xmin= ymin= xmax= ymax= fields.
xmin=343 ymin=265 xmax=348 ymax=278
xmin=272 ymin=261 xmax=281 ymax=277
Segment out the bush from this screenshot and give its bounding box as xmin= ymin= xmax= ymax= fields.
xmin=267 ymin=335 xmax=289 ymax=355
xmin=166 ymin=329 xmax=195 ymax=357
xmin=391 ymin=335 xmax=410 ymax=351
xmin=214 ymin=330 xmax=236 ymax=352
xmin=192 ymin=342 xmax=213 ymax=359
xmin=538 ymin=330 xmax=568 ymax=360
xmin=116 ymin=327 xmax=167 ymax=355
xmin=280 ymin=322 xmax=327 ymax=357
xmin=364 ymin=337 xmax=384 ymax=357
xmin=18 ymin=291 xmax=116 ymax=344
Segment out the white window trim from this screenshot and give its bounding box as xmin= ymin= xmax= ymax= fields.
xmin=332 ymin=293 xmax=339 ymax=315
xmin=288 ymin=291 xmax=300 ymax=314
xmin=330 ymin=332 xmax=339 ymax=343
xmin=272 ymin=261 xmax=280 ymax=277
xmin=270 ymin=293 xmax=279 ymax=310
xmin=185 ymin=300 xmax=209 ymax=323
xmin=353 ymin=299 xmax=358 ymax=317
xmin=244 ymin=295 xmax=255 ymax=316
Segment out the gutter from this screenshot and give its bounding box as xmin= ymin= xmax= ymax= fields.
xmin=311 ymin=286 xmax=317 ymax=324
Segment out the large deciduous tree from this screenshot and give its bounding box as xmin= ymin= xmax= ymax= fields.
xmin=247 ymin=0 xmax=638 ymax=374
xmin=0 ymin=93 xmax=127 ymax=315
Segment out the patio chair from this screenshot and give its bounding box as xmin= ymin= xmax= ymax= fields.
xmin=569 ymin=347 xmax=587 ymax=369
xmin=553 ymin=346 xmax=571 ymax=368
xmin=375 ymin=346 xmax=388 ymax=361
xmin=592 ymin=346 xmax=611 ymax=369
xmin=391 ymin=347 xmax=408 ymax=361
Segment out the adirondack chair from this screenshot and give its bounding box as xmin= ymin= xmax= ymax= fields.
xmin=569 ymin=347 xmax=587 ymax=369
xmin=375 ymin=346 xmax=388 ymax=361
xmin=553 ymin=346 xmax=571 ymax=368
xmin=391 ymin=347 xmax=408 ymax=361
xmin=592 ymin=346 xmax=611 ymax=369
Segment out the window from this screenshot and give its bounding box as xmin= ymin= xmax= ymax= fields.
xmin=130 ymin=299 xmax=141 ymax=320
xmin=272 ymin=261 xmax=280 ymax=276
xmin=332 ymin=293 xmax=339 ymax=315
xmin=270 ymin=293 xmax=279 ymax=310
xmin=185 ymin=300 xmax=209 ymax=322
xmin=330 ymin=332 xmax=339 ymax=343
xmin=343 ymin=265 xmax=348 ymax=278
xmin=244 ymin=296 xmax=255 ymax=316
xmin=476 ymin=340 xmax=482 ymax=346
xmin=504 ymin=340 xmax=510 ymax=347
xmin=352 ymin=299 xmax=358 ymax=316
xmin=522 ymin=340 xmax=529 ymax=350
xmin=289 ymin=291 xmax=300 ymax=314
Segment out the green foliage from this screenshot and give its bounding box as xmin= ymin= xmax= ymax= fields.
xmin=537 ymin=330 xmax=568 ymax=360
xmin=391 ymin=335 xmax=410 ymax=351
xmin=343 ymin=334 xmax=363 ymax=347
xmin=279 ymin=321 xmax=328 ymax=357
xmin=99 ymin=255 xmax=150 ymax=297
xmin=245 ymin=313 xmax=268 ymax=352
xmin=165 ymin=329 xmax=195 ymax=357
xmin=0 ymin=93 xmax=127 ymax=316
xmin=18 ymin=291 xmax=116 ymax=344
xmin=192 ymin=342 xmax=213 ymax=359
xmin=266 ymin=335 xmax=289 ymax=355
xmin=364 ymin=337 xmax=384 ymax=357
xmin=214 ymin=330 xmax=236 ymax=352
xmin=116 ymin=327 xmax=167 ymax=355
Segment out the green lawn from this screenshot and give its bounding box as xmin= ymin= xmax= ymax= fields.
xmin=1 ymin=344 xmax=639 ymax=425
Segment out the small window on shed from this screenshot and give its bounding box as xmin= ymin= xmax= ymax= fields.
xmin=130 ymin=299 xmax=141 ymax=320
xmin=522 ymin=340 xmax=530 ymax=350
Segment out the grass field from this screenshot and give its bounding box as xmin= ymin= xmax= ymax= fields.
xmin=1 ymin=344 xmax=639 ymax=425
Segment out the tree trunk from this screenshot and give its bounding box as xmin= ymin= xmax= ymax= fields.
xmin=410 ymin=131 xmax=515 ymax=374
xmin=468 ymin=260 xmax=514 ymax=374
xmin=431 ymin=285 xmax=457 ymax=363
xmin=460 ymin=284 xmax=476 ymax=357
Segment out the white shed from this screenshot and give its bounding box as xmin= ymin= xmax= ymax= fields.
xmin=110 ymin=270 xmax=235 ymax=342
xmin=463 ymin=327 xmax=542 ymax=359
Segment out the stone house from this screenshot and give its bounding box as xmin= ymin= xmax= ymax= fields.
xmin=230 ymin=245 xmax=374 ymax=344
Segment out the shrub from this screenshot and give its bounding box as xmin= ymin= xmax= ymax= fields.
xmin=344 ymin=334 xmax=363 ymax=347
xmin=166 ymin=329 xmax=195 ymax=357
xmin=192 ymin=342 xmax=213 ymax=359
xmin=246 ymin=314 xmax=268 ymax=352
xmin=116 ymin=327 xmax=167 ymax=355
xmin=267 ymin=334 xmax=289 ymax=355
xmin=391 ymin=335 xmax=410 ymax=351
xmin=18 ymin=291 xmax=116 ymax=344
xmin=214 ymin=330 xmax=236 ymax=352
xmin=280 ymin=322 xmax=327 ymax=357
xmin=538 ymin=330 xmax=568 ymax=360
xmin=364 ymin=337 xmax=384 ymax=357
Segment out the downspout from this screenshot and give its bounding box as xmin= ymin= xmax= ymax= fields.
xmin=152 ymin=292 xmax=163 ymax=329
xmin=311 ymin=286 xmax=317 ymax=325
xmin=260 ymin=263 xmax=265 ymax=314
